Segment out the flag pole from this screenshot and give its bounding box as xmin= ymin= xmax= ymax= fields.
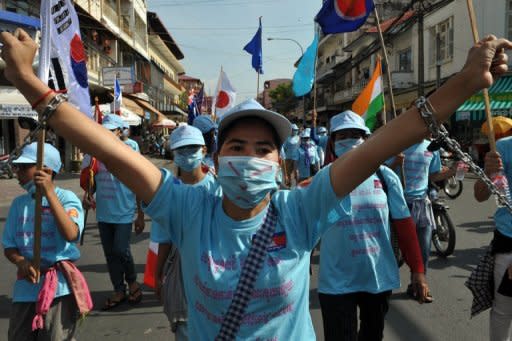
xmin=257 ymin=71 xmax=260 ymax=101
xmin=466 ymin=0 xmax=496 ymax=152
xmin=373 ymin=8 xmax=397 ymax=121
xmin=312 ymin=40 xmax=319 ymax=128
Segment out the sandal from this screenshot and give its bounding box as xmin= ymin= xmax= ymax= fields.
xmin=128 ymin=285 xmax=143 ymax=305
xmin=101 ymin=294 xmax=126 ymax=311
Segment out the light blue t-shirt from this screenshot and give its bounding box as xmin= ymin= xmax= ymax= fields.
xmin=95 ymin=161 xmax=137 ymax=224
xmin=394 ymin=140 xmax=441 ymax=200
xmin=318 ymin=166 xmax=410 ymax=295
xmin=144 ymin=165 xmax=349 ymax=340
xmin=124 ymin=138 xmax=140 ymax=152
xmin=2 ymin=188 xmax=84 ymax=302
xmin=150 ymin=172 xmax=220 ymax=243
xmin=294 ymin=143 xmax=320 ymax=180
xmin=317 ymin=135 xmax=328 ymax=153
xmin=494 ymin=136 xmax=512 ymax=238
xmin=282 ymin=135 xmax=300 ymax=160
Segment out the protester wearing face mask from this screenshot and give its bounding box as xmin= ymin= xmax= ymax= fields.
xmin=193 ymin=115 xmax=218 ymax=173
xmin=3 ymin=143 xmax=91 ymax=340
xmin=281 ymin=123 xmax=300 ymax=186
xmin=83 ymin=114 xmax=145 ymax=310
xmin=316 ymin=126 xmax=328 ymax=167
xmin=120 ymin=121 xmax=140 ymax=152
xmin=318 ymin=111 xmax=428 ymax=341
xmin=2 ymin=28 xmax=511 ymax=339
xmin=295 ymin=128 xmax=320 ymax=183
xmin=152 ymin=125 xmax=220 ymax=340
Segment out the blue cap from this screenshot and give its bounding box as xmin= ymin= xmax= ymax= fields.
xmin=170 ymin=125 xmax=205 ymax=150
xmin=218 ymin=99 xmax=292 ymax=146
xmin=291 ymin=124 xmax=299 ymax=131
xmin=330 ymin=110 xmax=371 ymax=135
xmin=102 ymin=114 xmax=125 ymax=130
xmin=12 ymin=142 xmax=62 ymax=173
xmin=121 ymin=120 xmax=129 ymax=129
xmin=318 ymin=126 xmax=327 ymax=134
xmin=193 ymin=115 xmax=217 ymax=133
xmin=300 ymin=128 xmax=311 ymax=138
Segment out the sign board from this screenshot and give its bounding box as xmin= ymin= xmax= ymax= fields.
xmin=102 ymin=67 xmax=134 ymax=87
xmin=0 ymin=104 xmax=38 ymax=119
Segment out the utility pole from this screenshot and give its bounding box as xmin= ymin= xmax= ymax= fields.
xmin=417 ymin=1 xmax=425 ymax=96
xmin=436 ymin=33 xmax=441 ymax=88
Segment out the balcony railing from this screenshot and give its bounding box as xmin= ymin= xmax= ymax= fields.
xmin=84 ymin=40 xmax=117 ymax=85
xmin=102 ymin=1 xmax=118 ymax=27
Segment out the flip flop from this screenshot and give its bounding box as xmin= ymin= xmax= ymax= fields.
xmin=128 ymin=286 xmax=143 ymax=305
xmin=101 ymin=295 xmax=126 ymax=311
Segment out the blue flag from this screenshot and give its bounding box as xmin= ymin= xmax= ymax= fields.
xmin=188 ymin=90 xmax=199 ymax=125
xmin=292 ymin=33 xmax=319 ymax=97
xmin=195 ymin=85 xmax=204 ymax=114
xmin=243 ymin=18 xmax=263 ymax=74
xmin=315 ymin=0 xmax=374 ymax=34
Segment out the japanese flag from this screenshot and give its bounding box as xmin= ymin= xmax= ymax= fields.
xmin=213 ymin=69 xmax=236 ymax=118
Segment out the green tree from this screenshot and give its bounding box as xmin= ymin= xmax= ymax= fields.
xmin=269 ymin=83 xmax=299 ymax=115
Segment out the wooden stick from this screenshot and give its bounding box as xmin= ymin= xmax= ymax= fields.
xmin=33 ymin=128 xmax=46 ymax=283
xmin=374 ymin=8 xmax=397 ymax=120
xmin=466 ymin=0 xmax=496 ymax=152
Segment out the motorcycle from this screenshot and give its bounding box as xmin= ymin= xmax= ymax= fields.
xmin=0 ymin=154 xmax=14 ymax=179
xmin=429 ymin=186 xmax=456 ymax=257
xmin=436 ymin=149 xmax=463 ymax=199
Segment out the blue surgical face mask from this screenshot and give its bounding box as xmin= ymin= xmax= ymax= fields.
xmin=21 ymin=180 xmax=36 ymax=195
xmin=334 ymin=138 xmax=364 ymax=157
xmin=217 ymin=156 xmax=279 ymax=209
xmin=173 ymin=147 xmax=204 ymax=172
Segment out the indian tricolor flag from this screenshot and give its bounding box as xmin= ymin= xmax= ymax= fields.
xmin=352 ymin=57 xmax=384 ymax=131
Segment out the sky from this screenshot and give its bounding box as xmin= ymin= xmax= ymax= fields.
xmin=147 ymin=0 xmax=321 ymax=103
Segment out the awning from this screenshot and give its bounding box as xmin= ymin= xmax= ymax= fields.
xmin=456 ymin=75 xmax=512 ymax=120
xmin=152 ymin=118 xmax=176 ymax=128
xmin=0 ymin=10 xmax=40 ymax=28
xmin=132 ymin=97 xmax=166 ymax=121
xmin=0 ymin=88 xmax=38 ymax=119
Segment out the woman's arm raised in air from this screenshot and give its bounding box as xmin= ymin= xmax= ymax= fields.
xmin=330 ymin=35 xmax=512 ymax=198
xmin=0 ymin=29 xmax=161 ymax=204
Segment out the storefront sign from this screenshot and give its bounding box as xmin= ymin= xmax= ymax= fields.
xmin=102 ymin=67 xmax=135 ymax=86
xmin=0 ymin=104 xmax=38 ymax=119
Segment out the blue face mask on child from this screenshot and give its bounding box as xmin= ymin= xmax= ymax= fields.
xmin=21 ymin=180 xmax=36 ymax=195
xmin=217 ymin=156 xmax=279 ymax=209
xmin=173 ymin=147 xmax=204 ymax=172
xmin=334 ymin=138 xmax=364 ymax=157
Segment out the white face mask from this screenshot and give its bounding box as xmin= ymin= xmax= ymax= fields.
xmin=334 ymin=138 xmax=364 ymax=157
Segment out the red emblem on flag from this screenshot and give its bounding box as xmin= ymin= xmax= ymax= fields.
xmin=335 ymin=0 xmax=367 ymax=20
xmin=268 ymin=232 xmax=286 ymax=252
xmin=216 ymin=91 xmax=230 ymax=109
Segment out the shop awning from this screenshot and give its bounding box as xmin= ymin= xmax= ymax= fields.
xmin=132 ymin=97 xmax=167 ymax=121
xmin=456 ymin=75 xmax=512 ymax=120
xmin=0 ymin=88 xmax=38 ymax=119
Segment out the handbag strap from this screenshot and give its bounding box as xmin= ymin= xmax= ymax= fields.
xmin=215 ymin=202 xmax=278 ymax=340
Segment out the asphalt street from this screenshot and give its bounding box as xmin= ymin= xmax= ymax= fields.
xmin=0 ymin=163 xmax=498 ymax=340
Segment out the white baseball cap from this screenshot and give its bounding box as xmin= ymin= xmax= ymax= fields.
xmin=170 ymin=125 xmax=205 ymax=150
xmin=218 ymin=98 xmax=291 ymax=146
xmin=13 ymin=142 xmax=62 ymax=173
xmin=330 ymin=110 xmax=371 ymax=135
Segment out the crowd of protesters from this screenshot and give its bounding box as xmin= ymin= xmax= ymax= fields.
xmin=2 ymin=28 xmax=512 ymax=341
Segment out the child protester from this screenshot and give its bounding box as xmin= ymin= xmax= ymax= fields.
xmin=2 ymin=142 xmax=92 ymax=341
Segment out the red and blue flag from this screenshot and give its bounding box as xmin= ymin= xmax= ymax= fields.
xmin=315 ymin=0 xmax=375 ymax=34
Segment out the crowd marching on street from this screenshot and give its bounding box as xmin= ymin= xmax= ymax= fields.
xmin=4 ymin=0 xmax=512 ymax=340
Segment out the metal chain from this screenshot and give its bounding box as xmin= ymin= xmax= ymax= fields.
xmin=436 ymin=125 xmax=512 ymax=213
xmin=3 ymin=123 xmax=43 ymax=165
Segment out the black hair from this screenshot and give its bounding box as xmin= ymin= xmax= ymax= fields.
xmin=217 ymin=116 xmax=281 ymax=152
xmin=203 ymin=130 xmax=216 ymax=154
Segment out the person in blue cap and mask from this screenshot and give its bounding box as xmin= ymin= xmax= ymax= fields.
xmin=153 ymin=125 xmax=220 ymax=340
xmin=83 ymin=114 xmax=145 ymax=310
xmin=316 ymin=126 xmax=328 ymax=167
xmin=281 ymin=123 xmax=300 ymax=186
xmin=3 ymin=142 xmax=90 ymax=340
xmin=295 ymin=128 xmax=320 ymax=183
xmin=193 ymin=115 xmax=218 ymax=172
xmin=317 ymin=111 xmax=428 ymax=341
xmin=121 ymin=120 xmax=140 ymax=152
xmin=3 ymin=28 xmax=511 ymax=339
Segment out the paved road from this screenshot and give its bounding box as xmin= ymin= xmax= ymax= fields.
xmin=0 ymin=165 xmax=498 ymax=340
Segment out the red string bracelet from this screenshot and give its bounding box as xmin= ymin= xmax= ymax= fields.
xmin=31 ymin=90 xmax=55 ymax=109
